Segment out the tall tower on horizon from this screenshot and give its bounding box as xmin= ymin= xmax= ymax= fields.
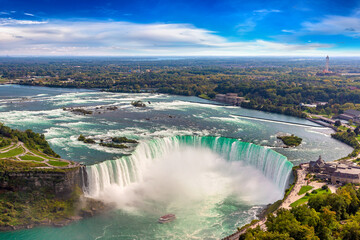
xmin=325 ymin=55 xmax=329 ymax=72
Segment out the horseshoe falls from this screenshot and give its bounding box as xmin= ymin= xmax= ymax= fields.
xmin=86 ymin=136 xmax=293 ymax=208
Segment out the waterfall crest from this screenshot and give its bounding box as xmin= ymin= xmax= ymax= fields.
xmin=86 ymin=136 xmax=293 ymax=197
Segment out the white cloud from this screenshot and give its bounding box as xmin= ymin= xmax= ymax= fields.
xmin=302 ymin=15 xmax=360 ymax=37
xmin=237 ymin=9 xmax=281 ymax=33
xmin=281 ymin=29 xmax=295 ymax=33
xmin=0 ymin=18 xmax=47 ymax=26
xmin=24 ymin=13 xmax=35 ymax=17
xmin=253 ymin=9 xmax=281 ymax=13
xmin=0 ymin=19 xmax=336 ymax=56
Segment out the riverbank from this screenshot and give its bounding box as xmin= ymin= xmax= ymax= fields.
xmin=0 ymin=193 xmax=108 ymax=232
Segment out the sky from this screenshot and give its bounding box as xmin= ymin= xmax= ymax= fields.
xmin=1 ymin=0 xmax=360 ymax=56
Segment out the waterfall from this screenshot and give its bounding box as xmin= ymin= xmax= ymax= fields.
xmin=86 ymin=136 xmax=293 ymax=197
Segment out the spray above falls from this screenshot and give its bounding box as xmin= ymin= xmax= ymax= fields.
xmin=85 ymin=136 xmax=293 ymax=208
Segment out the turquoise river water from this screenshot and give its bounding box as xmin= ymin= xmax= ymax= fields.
xmin=0 ymin=85 xmax=352 ymax=240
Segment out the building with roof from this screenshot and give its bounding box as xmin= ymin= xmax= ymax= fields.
xmin=309 ymin=156 xmax=326 ymax=173
xmin=331 ymin=167 xmax=360 ymax=184
xmin=308 ymin=156 xmax=360 ymax=184
xmin=214 ymin=93 xmax=246 ymax=106
xmin=338 ymin=109 xmax=360 ymax=123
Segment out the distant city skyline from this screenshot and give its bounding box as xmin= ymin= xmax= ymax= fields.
xmin=1 ymin=0 xmax=360 ymax=56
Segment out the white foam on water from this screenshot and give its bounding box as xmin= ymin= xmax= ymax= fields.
xmin=148 ymin=100 xmax=223 ymax=112
xmin=0 ymin=109 xmax=90 ymax=128
xmin=209 ymin=116 xmax=256 ymax=126
xmin=102 ymin=127 xmax=213 ymax=140
xmin=49 ymin=91 xmax=168 ymax=106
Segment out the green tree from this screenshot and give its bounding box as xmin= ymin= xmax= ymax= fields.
xmin=335 ymin=120 xmax=341 ymax=127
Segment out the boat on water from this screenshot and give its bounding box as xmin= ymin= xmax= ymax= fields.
xmin=158 ymin=214 xmax=176 ymax=223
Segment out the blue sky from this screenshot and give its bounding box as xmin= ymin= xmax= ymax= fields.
xmin=1 ymin=0 xmax=360 ymax=56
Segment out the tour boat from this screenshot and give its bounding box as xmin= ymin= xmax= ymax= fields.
xmin=158 ymin=214 xmax=176 ymax=223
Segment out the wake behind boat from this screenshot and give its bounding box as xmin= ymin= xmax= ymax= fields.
xmin=158 ymin=214 xmax=176 ymax=223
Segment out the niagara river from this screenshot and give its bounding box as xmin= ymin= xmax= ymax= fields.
xmin=0 ymin=85 xmax=352 ymax=240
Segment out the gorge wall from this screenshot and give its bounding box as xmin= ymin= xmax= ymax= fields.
xmin=0 ymin=165 xmax=88 ymax=198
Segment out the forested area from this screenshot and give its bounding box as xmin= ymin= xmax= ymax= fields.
xmin=2 ymin=57 xmax=360 ymax=117
xmin=240 ymin=185 xmax=360 ymax=240
xmin=0 ymin=123 xmax=59 ymax=158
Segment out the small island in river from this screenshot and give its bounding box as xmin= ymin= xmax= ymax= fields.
xmin=277 ymin=134 xmax=303 ymax=147
xmin=78 ymin=135 xmax=138 ymax=149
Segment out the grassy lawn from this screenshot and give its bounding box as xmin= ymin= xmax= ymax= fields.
xmin=298 ymin=185 xmax=314 ymax=195
xmin=32 ymin=149 xmax=61 ymax=161
xmin=291 ymin=188 xmax=330 ymax=208
xmin=20 ymin=154 xmax=45 ymax=162
xmin=48 ymin=160 xmax=69 ymax=167
xmin=0 ymin=146 xmax=24 ymax=158
xmin=338 ymin=125 xmax=349 ymax=131
xmin=0 ymin=159 xmax=47 ymax=171
xmin=198 ymin=94 xmax=211 ymax=100
xmin=318 ymin=114 xmax=334 ymax=119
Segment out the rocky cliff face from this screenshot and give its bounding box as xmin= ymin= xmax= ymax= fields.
xmin=0 ymin=165 xmax=88 ymax=199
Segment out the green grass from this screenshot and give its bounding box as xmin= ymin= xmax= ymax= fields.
xmin=264 ymin=200 xmax=283 ymax=216
xmin=48 ymin=160 xmax=69 ymax=167
xmin=338 ymin=125 xmax=348 ymax=131
xmin=318 ymin=114 xmax=334 ymax=119
xmin=198 ymin=94 xmax=211 ymax=100
xmin=31 ymin=149 xmax=61 ymax=161
xmin=0 ymin=159 xmax=47 ymax=171
xmin=298 ymin=185 xmax=314 ymax=195
xmin=19 ymin=154 xmax=45 ymax=162
xmin=0 ymin=146 xmax=24 ymax=158
xmin=291 ymin=188 xmax=330 ymax=208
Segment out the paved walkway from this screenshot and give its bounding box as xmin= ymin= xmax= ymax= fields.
xmin=279 ymin=165 xmax=307 ymax=209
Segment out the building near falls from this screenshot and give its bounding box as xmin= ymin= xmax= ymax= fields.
xmin=338 ymin=109 xmax=360 ymax=123
xmin=309 ymin=156 xmax=360 ymax=184
xmin=331 ymin=167 xmax=360 ymax=184
xmin=214 ymin=93 xmax=247 ymax=105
